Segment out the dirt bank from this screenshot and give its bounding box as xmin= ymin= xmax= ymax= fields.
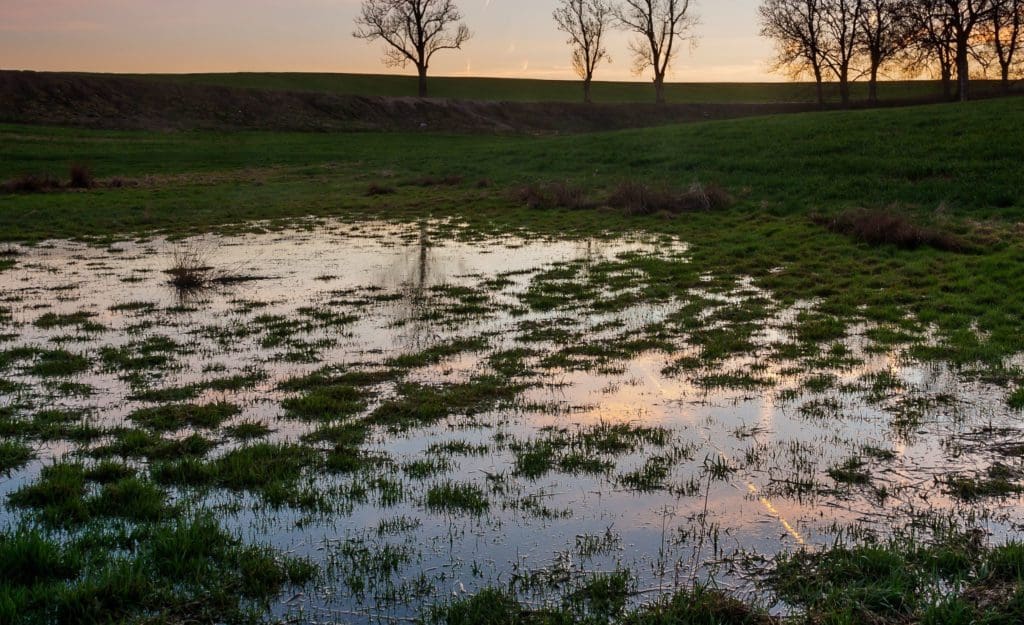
xmin=0 ymin=71 xmax=830 ymax=134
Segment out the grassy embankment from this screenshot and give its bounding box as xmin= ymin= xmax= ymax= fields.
xmin=2 ymin=96 xmax=1024 ymax=624
xmin=129 ymin=71 xmax=975 ymax=104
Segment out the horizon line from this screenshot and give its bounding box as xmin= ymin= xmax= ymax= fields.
xmin=0 ymin=68 xmax=959 ymax=86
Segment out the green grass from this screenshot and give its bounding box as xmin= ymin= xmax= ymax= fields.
xmin=0 ymin=515 xmax=315 ymax=624
xmin=128 ymin=402 xmax=240 ymax=431
xmin=125 ymin=72 xmax=978 ymax=104
xmin=425 ymin=481 xmax=489 ymax=515
xmin=0 ymin=440 xmax=33 ymax=474
xmin=3 ymin=91 xmax=1024 ymax=625
xmin=770 ymin=534 xmax=1024 ymax=625
xmin=5 ymin=93 xmax=1006 ymax=376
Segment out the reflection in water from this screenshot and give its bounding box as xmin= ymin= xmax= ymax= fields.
xmin=0 ymin=219 xmax=1020 ymax=624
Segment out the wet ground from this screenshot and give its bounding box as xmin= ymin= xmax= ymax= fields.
xmin=1 ymin=219 xmax=1021 ymax=623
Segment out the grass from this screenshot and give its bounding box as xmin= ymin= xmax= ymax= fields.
xmin=368 ymin=376 xmax=524 ymax=431
xmin=0 ymin=440 xmax=33 ymax=474
xmin=2 ymin=98 xmax=1021 ymax=381
xmin=26 ymin=350 xmax=91 ymax=377
xmin=128 ymin=402 xmax=241 ymax=431
xmin=769 ymin=533 xmax=1024 ymax=625
xmin=0 ymin=514 xmax=315 ymax=624
xmin=425 ymin=481 xmax=489 ymax=515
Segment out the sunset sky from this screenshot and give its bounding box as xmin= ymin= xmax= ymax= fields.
xmin=0 ymin=0 xmax=779 ymax=82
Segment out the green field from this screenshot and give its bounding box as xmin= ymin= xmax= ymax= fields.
xmin=2 ymin=98 xmax=1024 ymax=358
xmin=4 ymin=96 xmax=1024 ymax=624
xmin=122 ymin=71 xmax=977 ymax=104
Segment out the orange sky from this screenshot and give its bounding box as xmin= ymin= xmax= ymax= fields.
xmin=0 ymin=0 xmax=779 ymax=82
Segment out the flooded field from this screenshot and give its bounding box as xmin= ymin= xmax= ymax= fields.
xmin=2 ymin=219 xmax=1022 ymax=623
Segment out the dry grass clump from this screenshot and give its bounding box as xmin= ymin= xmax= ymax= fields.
xmin=166 ymin=246 xmax=213 ymax=292
xmin=1 ymin=173 xmax=62 ymax=194
xmin=2 ymin=164 xmax=101 ymax=193
xmin=68 ymin=164 xmax=96 ymax=189
xmin=165 ymin=242 xmax=261 ymax=293
xmin=815 ymin=208 xmax=967 ymax=252
xmin=515 ymin=182 xmax=592 ymax=210
xmin=410 ymin=175 xmax=464 ymax=187
xmin=608 ymin=180 xmax=733 ymax=216
xmin=105 ymin=176 xmax=140 ymax=189
xmin=366 ymin=183 xmax=396 ymax=196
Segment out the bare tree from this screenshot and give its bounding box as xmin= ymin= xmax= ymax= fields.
xmin=554 ymin=0 xmax=615 ymax=103
xmin=615 ymin=0 xmax=699 ymax=104
xmin=819 ymin=0 xmax=864 ymax=106
xmin=759 ymin=0 xmax=828 ymax=106
xmin=934 ymin=0 xmax=995 ymax=101
xmin=858 ymin=0 xmax=913 ymax=103
xmin=353 ymin=0 xmax=471 ymax=98
xmin=905 ymin=0 xmax=958 ymax=98
xmin=988 ymin=0 xmax=1024 ymax=91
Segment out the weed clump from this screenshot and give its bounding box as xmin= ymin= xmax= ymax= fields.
xmin=68 ymin=164 xmax=96 ymax=189
xmin=166 ymin=246 xmax=212 ymax=291
xmin=165 ymin=244 xmax=256 ymax=293
xmin=815 ymin=208 xmax=967 ymax=252
xmin=515 ymin=182 xmax=591 ymax=210
xmin=608 ymin=180 xmax=733 ymax=215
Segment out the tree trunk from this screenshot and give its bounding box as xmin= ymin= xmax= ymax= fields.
xmin=654 ymin=75 xmax=666 ymax=105
xmin=1002 ymin=64 xmax=1011 ymax=94
xmin=814 ymin=67 xmax=825 ymax=108
xmin=868 ymin=63 xmax=879 ymax=105
xmin=417 ymin=66 xmax=428 ymax=98
xmin=941 ymin=65 xmax=953 ymax=100
xmin=584 ymin=77 xmax=593 ymax=104
xmin=956 ymin=37 xmax=970 ymax=102
xmin=839 ymin=78 xmax=851 ymax=108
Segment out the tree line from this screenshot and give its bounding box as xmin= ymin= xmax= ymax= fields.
xmin=354 ymin=0 xmax=1023 ymax=103
xmin=760 ymin=0 xmax=1024 ymax=105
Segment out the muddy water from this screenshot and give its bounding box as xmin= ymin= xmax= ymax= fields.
xmin=1 ymin=219 xmax=1021 ymax=623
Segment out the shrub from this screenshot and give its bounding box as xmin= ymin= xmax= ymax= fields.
xmin=815 ymin=208 xmax=967 ymax=252
xmin=515 ymin=181 xmax=590 ymax=210
xmin=608 ymin=180 xmax=733 ymax=215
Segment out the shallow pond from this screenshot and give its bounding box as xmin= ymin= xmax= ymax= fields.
xmin=1 ymin=219 xmax=1021 ymax=623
